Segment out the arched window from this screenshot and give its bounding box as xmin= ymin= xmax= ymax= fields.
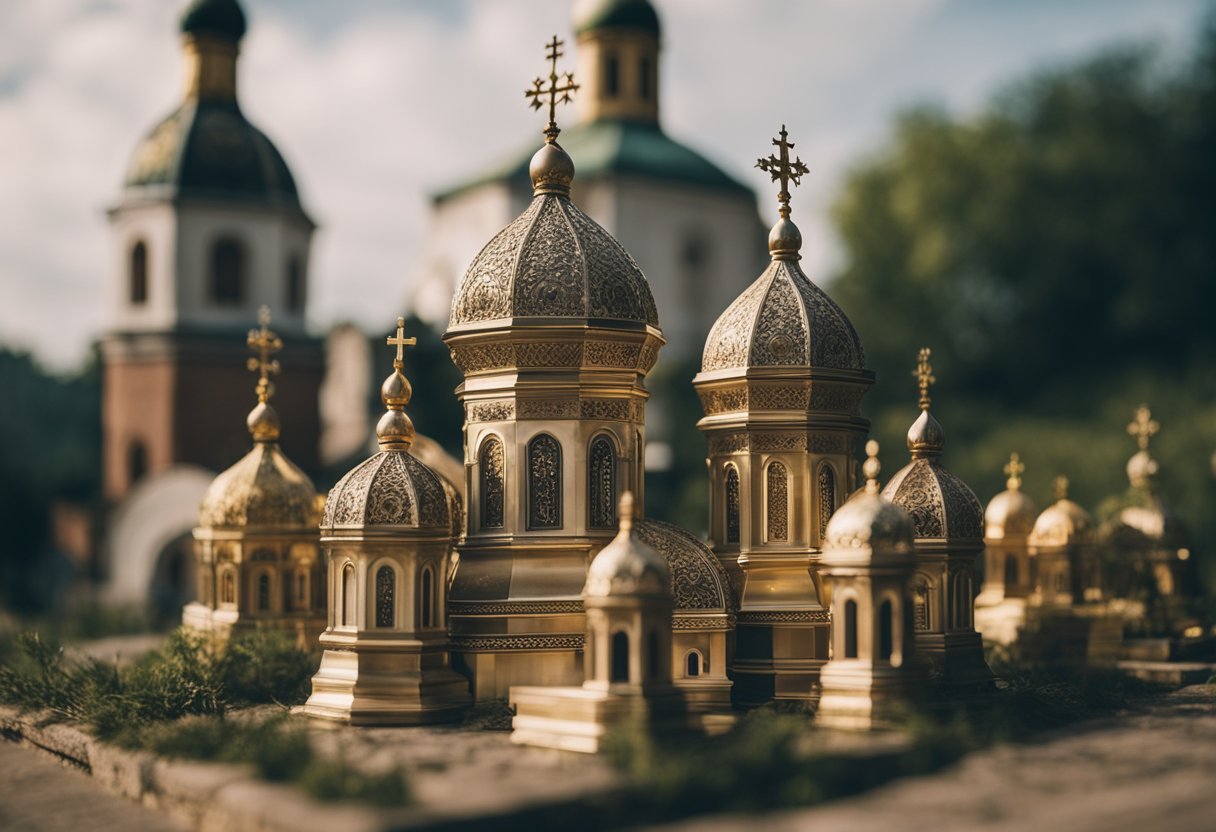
xmin=604 ymin=53 xmax=620 ymax=97
xmin=210 ymin=237 xmax=245 ymax=304
xmin=342 ymin=564 xmax=356 ymax=627
xmin=286 ymin=256 xmax=303 ymax=311
xmin=611 ymin=631 xmax=630 ymax=683
xmin=220 ymin=569 xmax=236 ymax=605
xmin=375 ymin=565 xmax=395 ymax=628
xmin=420 ymin=566 xmax=434 ymax=628
xmin=128 ymin=440 xmax=148 ymax=486
xmin=818 ymin=464 xmax=837 ymax=541
xmin=589 ymin=435 xmax=617 ymax=529
xmin=1004 ymin=553 xmax=1019 ymax=587
xmin=256 ymin=572 xmax=272 ymax=612
xmin=647 ymin=630 xmax=660 ymax=679
xmin=129 ymin=241 xmax=148 ymax=305
xmin=913 ymin=579 xmax=929 ymax=631
xmin=844 ymin=599 xmax=859 ymax=658
xmin=878 ymin=600 xmax=894 ymax=661
xmin=639 ymin=55 xmax=652 ymax=100
xmin=725 ymin=465 xmax=740 ymax=544
xmin=527 ymin=434 xmax=562 ymax=530
xmin=478 ymin=437 xmax=505 ymax=529
xmin=294 ymin=570 xmax=308 ymax=610
xmin=766 ymin=462 xmax=789 ymax=542
xmin=685 ymin=650 xmax=702 ymax=678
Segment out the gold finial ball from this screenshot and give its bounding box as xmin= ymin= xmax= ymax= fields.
xmin=376 ymin=408 xmax=415 ymax=450
xmin=1127 ymin=450 xmax=1159 ymax=488
xmin=618 ymin=490 xmax=635 ymax=532
xmin=381 ymin=368 xmax=412 ymax=408
xmin=247 ymin=400 xmax=281 ymax=443
xmin=862 ymin=439 xmax=881 ymax=489
xmin=530 ymin=142 xmax=575 ymax=194
xmin=767 ymin=217 xmax=802 ymax=259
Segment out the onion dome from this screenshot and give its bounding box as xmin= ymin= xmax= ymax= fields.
xmin=1029 ymin=476 xmax=1092 ymax=548
xmin=320 ymin=320 xmax=454 ymax=533
xmin=984 ymin=452 xmax=1038 ymax=540
xmin=573 ymin=0 xmax=661 ymax=36
xmin=585 ymin=493 xmax=671 ymax=599
xmin=181 ymin=0 xmax=247 ymax=41
xmin=199 ymin=308 xmax=318 ymax=529
xmin=823 ymin=441 xmax=915 ymax=556
xmin=881 ymin=349 xmax=983 ymax=540
xmin=1108 ymin=406 xmax=1188 ymax=548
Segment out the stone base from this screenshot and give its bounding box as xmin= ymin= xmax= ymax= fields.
xmin=302 ymin=631 xmax=471 ymax=725
xmin=1020 ymin=605 xmax=1124 ymax=669
xmin=975 ymin=598 xmax=1028 ymax=647
xmin=181 ymin=602 xmax=325 ymax=650
xmin=451 ymin=645 xmax=585 ymax=702
xmin=731 ymin=617 xmax=829 ymax=707
xmin=816 ymin=661 xmax=910 ymax=731
xmin=676 ymin=676 xmax=734 ymax=714
xmin=510 ymin=684 xmax=689 ymax=754
xmin=915 ymin=631 xmax=994 ymax=688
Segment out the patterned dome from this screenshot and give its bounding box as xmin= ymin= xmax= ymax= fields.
xmin=448 ymin=191 xmax=658 ymax=329
xmin=585 ymin=497 xmax=669 ymax=599
xmin=635 ymin=519 xmax=733 ymax=612
xmin=824 ymin=491 xmax=915 ymax=556
xmin=199 ymin=443 xmax=318 ymax=529
xmin=321 ymin=451 xmax=453 ymax=532
xmin=882 ymin=459 xmax=984 ymax=542
xmin=1029 ymin=498 xmax=1092 ymax=548
xmin=701 ymin=258 xmax=864 ymax=373
xmin=985 ymin=489 xmax=1037 ymax=540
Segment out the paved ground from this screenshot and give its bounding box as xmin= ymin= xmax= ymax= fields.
xmin=0 ymin=741 xmax=184 ymax=832
xmin=649 ymin=685 xmax=1216 ymax=832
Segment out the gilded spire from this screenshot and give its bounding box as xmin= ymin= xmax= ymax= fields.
xmin=863 ymin=440 xmax=882 ymax=495
xmin=914 ymin=347 xmax=935 ymax=412
xmin=1125 ymin=404 xmax=1161 ymax=488
xmin=376 ymin=317 xmax=417 ymax=451
xmin=1127 ymin=405 xmax=1159 ymax=452
xmin=525 ymin=36 xmax=579 ymax=196
xmin=245 ymin=306 xmax=282 ymax=443
xmin=1004 ymin=452 xmax=1024 ymax=491
xmin=618 ymin=491 xmax=636 ymax=534
xmin=756 ymin=125 xmax=809 ymax=259
xmin=907 ymin=346 xmax=944 ymax=458
xmin=1054 ymin=475 xmax=1069 ymax=502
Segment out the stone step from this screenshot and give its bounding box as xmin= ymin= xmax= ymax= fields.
xmin=1116 ymin=660 xmax=1216 ymax=687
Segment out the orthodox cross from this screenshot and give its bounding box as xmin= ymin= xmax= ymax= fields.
xmin=914 ymin=347 xmax=935 ymax=411
xmin=1127 ymin=405 xmax=1159 ymax=451
xmin=386 ymin=316 xmax=417 ymax=370
xmin=755 ymin=125 xmax=809 ymax=219
xmin=526 ymin=35 xmax=579 ymax=141
xmin=1004 ymin=452 xmax=1025 ymax=490
xmin=1054 ymin=475 xmax=1069 ymax=502
xmin=246 ymin=305 xmax=282 ymax=403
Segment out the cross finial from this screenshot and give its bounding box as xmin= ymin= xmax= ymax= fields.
xmin=246 ymin=305 xmax=282 ymax=403
xmin=525 ymin=35 xmax=579 ymax=143
xmin=1127 ymin=404 xmax=1159 ymax=452
xmin=755 ymin=125 xmax=810 ymax=219
xmin=1004 ymin=452 xmax=1025 ymax=491
xmin=386 ymin=316 xmax=417 ymax=370
xmin=1054 ymin=475 xmax=1069 ymax=502
xmin=914 ymin=347 xmax=935 ymax=411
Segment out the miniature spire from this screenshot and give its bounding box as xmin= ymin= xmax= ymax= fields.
xmin=1004 ymin=452 xmax=1024 ymax=492
xmin=1127 ymin=405 xmax=1159 ymax=452
xmin=245 ymin=306 xmax=282 ymax=442
xmin=525 ymin=36 xmax=579 ymax=196
xmin=756 ymin=125 xmax=809 ymax=259
xmin=914 ymin=347 xmax=935 ymax=412
xmin=906 ymin=346 xmax=944 ymax=458
xmin=863 ymin=440 xmax=882 ymax=495
xmin=1054 ymin=475 xmax=1069 ymax=502
xmin=1125 ymin=404 xmax=1161 ymax=488
xmin=618 ymin=491 xmax=636 ymax=535
xmin=376 ymin=317 xmax=417 ymax=451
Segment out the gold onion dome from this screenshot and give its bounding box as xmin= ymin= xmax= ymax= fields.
xmin=823 ymin=441 xmax=915 ymax=555
xmin=701 ymin=126 xmax=862 ymax=374
xmin=984 ymin=452 xmax=1038 ymax=539
xmin=1029 ymin=476 xmax=1092 ymax=547
xmin=198 ymin=307 xmax=318 ymax=529
xmin=585 ymin=493 xmax=671 ymax=598
xmin=320 ymin=319 xmax=454 ymax=533
xmin=448 ymin=37 xmax=658 ymax=330
xmin=1111 ymin=406 xmax=1187 ymax=547
xmin=881 ymin=348 xmax=983 ymax=539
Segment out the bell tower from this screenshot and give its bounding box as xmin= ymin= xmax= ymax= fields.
xmin=573 ymin=0 xmax=661 ymax=125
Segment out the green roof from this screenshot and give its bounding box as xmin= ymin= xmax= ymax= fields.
xmin=436 ymin=120 xmax=751 ymax=203
xmin=181 ymin=0 xmax=247 ymax=42
xmin=573 ymin=0 xmax=661 ymax=36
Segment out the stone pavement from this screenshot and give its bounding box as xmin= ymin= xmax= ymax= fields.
xmin=647 ymin=685 xmax=1216 ymax=832
xmin=0 ymin=740 xmax=185 ymax=832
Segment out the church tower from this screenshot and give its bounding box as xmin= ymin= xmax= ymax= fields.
xmin=101 ymin=0 xmax=321 ymax=501
xmin=693 ymin=127 xmax=873 ymax=706
xmin=573 ymin=0 xmax=661 ymax=125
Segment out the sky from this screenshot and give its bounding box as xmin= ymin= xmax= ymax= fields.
xmin=0 ymin=0 xmax=1209 ymax=371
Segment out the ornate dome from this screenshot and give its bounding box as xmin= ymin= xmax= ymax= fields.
xmin=199 ymin=443 xmax=318 ymax=529
xmin=984 ymin=453 xmax=1037 ymax=540
xmin=634 ymin=518 xmax=733 ymax=612
xmin=585 ymin=494 xmax=670 ymax=599
xmin=1029 ymin=497 xmax=1092 ymax=548
xmin=825 ymin=442 xmax=915 ymax=556
xmin=574 ymin=0 xmax=661 ymax=35
xmin=320 ymin=451 xmax=453 ymax=532
xmin=701 ymin=258 xmax=864 ymax=373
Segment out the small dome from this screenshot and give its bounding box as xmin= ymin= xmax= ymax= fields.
xmin=882 ymin=460 xmax=984 ymax=541
xmin=321 ymin=451 xmax=453 ymax=532
xmin=634 ymin=518 xmax=733 ymax=611
xmin=1126 ymin=450 xmax=1159 ymax=488
xmin=1029 ymin=498 xmax=1092 ymax=547
xmin=985 ymin=489 xmax=1038 ymax=540
xmin=585 ymin=494 xmax=670 ymax=599
xmin=199 ymin=443 xmax=318 ymax=529
xmin=824 ymin=440 xmax=915 ymax=556
xmin=700 ymin=258 xmax=864 ymax=373
xmin=573 ymin=0 xmax=661 ymax=36
xmin=181 ymin=0 xmax=247 ymax=42
xmin=448 ymin=188 xmax=658 ymax=329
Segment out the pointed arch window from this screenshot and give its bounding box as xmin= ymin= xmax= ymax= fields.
xmin=210 ymin=237 xmax=245 ymax=305
xmin=844 ymin=599 xmax=859 ymax=658
xmin=527 ymin=434 xmax=562 ymax=530
xmin=589 ymin=435 xmax=617 ymax=529
xmin=878 ymin=600 xmax=894 ymax=661
xmin=256 ymin=572 xmax=271 ymax=612
xmin=725 ymin=465 xmax=741 ymax=544
xmin=766 ymin=462 xmax=789 ymax=542
xmin=286 ymin=255 xmax=304 ymax=311
xmin=341 ymin=564 xmax=356 ymax=627
xmin=420 ymin=566 xmax=435 ymax=628
xmin=611 ymin=631 xmax=630 ymax=682
xmin=818 ymin=463 xmax=837 ymax=540
xmin=375 ymin=565 xmax=395 ymax=628
xmin=479 ymin=437 xmax=505 ymax=529
xmin=220 ymin=569 xmax=236 ymax=605
xmin=913 ymin=579 xmax=930 ymax=631
xmin=685 ymin=650 xmax=702 ymax=678
xmin=130 ymin=241 xmax=148 ymax=305
xmin=604 ymin=53 xmax=620 ymax=97
xmin=294 ymin=569 xmax=309 ymax=610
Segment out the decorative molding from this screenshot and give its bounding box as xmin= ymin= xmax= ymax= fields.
xmin=450 ymin=634 xmax=585 ymax=652
xmin=737 ymin=609 xmax=831 ymax=624
xmin=448 ymin=600 xmax=584 ymax=615
xmin=468 ymin=401 xmax=515 ymax=422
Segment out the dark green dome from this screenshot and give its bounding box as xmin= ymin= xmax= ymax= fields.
xmin=181 ymin=0 xmax=247 ymax=42
xmin=123 ymin=101 xmax=304 ymax=211
xmin=574 ymin=0 xmax=661 ymax=36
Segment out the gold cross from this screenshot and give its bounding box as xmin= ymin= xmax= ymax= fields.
xmin=386 ymin=316 xmax=416 ymax=369
xmin=913 ymin=347 xmax=935 ymax=411
xmin=1127 ymin=404 xmax=1159 ymax=451
xmin=525 ymin=35 xmax=579 ymax=141
xmin=1054 ymin=475 xmax=1069 ymax=501
xmin=1004 ymin=452 xmax=1024 ymax=490
xmin=755 ymin=125 xmax=810 ymax=219
xmin=246 ymin=305 xmax=282 ymax=403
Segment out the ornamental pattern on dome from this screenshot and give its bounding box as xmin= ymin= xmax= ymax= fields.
xmin=322 ymin=451 xmax=451 ymax=530
xmin=199 ymin=444 xmax=318 ymax=529
xmin=634 ymin=519 xmax=733 ymax=611
xmin=701 ymin=260 xmax=863 ymax=373
xmin=881 ymin=460 xmax=983 ymax=541
xmin=448 ymin=195 xmax=657 ymax=327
